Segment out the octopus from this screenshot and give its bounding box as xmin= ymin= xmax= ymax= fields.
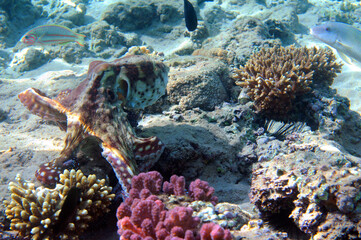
xmin=18 ymin=54 xmax=169 ymax=197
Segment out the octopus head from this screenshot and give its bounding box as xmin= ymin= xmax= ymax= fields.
xmin=91 ymin=55 xmax=169 ymax=110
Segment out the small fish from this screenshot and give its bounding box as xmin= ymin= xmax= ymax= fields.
xmin=21 ymin=24 xmax=86 ymax=47
xmin=184 ymin=0 xmax=197 ymax=31
xmin=310 ymin=22 xmax=361 ymax=65
xmin=53 ymin=186 xmax=81 ymax=236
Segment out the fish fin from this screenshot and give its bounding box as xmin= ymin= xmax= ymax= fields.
xmin=133 ymin=136 xmax=165 ymax=172
xmin=58 ymin=41 xmax=73 ymax=46
xmin=76 ymin=33 xmax=86 ymax=47
xmin=336 ymin=40 xmax=352 ymax=50
xmin=337 ymin=50 xmax=354 ymax=65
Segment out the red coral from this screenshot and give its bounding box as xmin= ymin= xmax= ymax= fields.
xmin=189 ymin=179 xmax=218 ymax=205
xmin=199 ymin=223 xmax=232 ymax=240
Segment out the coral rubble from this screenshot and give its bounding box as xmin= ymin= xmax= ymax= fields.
xmin=234 ymin=45 xmax=342 ymax=115
xmin=4 ymin=169 xmax=115 ymax=240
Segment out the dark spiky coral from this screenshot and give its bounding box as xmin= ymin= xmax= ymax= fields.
xmin=4 ymin=169 xmax=115 ymax=240
xmin=234 ymin=45 xmax=342 ymax=115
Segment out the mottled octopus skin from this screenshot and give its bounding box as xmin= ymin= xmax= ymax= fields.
xmin=18 ymin=55 xmax=169 ymax=197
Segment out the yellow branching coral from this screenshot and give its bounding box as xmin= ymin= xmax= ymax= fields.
xmin=234 ymin=45 xmax=342 ymax=115
xmin=4 ymin=169 xmax=115 ymax=240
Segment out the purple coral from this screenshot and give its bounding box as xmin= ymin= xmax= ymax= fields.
xmin=163 ymin=175 xmax=186 ymax=196
xmin=189 ymin=179 xmax=218 ymax=205
xmin=131 ymin=171 xmax=163 ymax=195
xmin=155 ymin=206 xmax=200 ymax=240
xmin=130 ymin=171 xmax=218 ymax=205
xmin=199 ymin=223 xmax=232 ymax=240
xmin=117 ymin=195 xmax=166 ymax=239
xmin=117 ymin=171 xmax=229 ymax=240
xmin=117 ymin=193 xmax=199 ymax=240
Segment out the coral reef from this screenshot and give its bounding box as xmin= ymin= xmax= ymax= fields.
xmin=102 ymin=1 xmax=157 ymax=31
xmin=249 ymin=131 xmax=361 ymax=239
xmin=190 ymin=201 xmax=251 ymax=230
xmin=236 ymin=219 xmax=288 ymax=240
xmin=87 ymin=20 xmax=142 ymax=56
xmin=166 ymin=56 xmax=232 ymax=111
xmin=101 ymin=0 xmax=184 ymax=32
xmin=116 ymin=171 xmax=231 ymax=240
xmin=4 ymin=169 xmax=115 ymax=240
xmin=200 ymin=16 xmax=281 ymax=65
xmin=139 ymin=102 xmax=255 ymax=202
xmin=192 ymin=48 xmax=232 ymax=64
xmin=47 ymin=2 xmax=87 ymax=26
xmin=234 ymin=45 xmax=342 ymax=115
xmin=318 ymin=1 xmax=359 ymax=24
xmin=10 ymin=48 xmax=50 ymax=72
xmin=0 ymin=0 xmax=40 ymax=46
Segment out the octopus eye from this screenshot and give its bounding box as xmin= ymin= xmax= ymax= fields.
xmin=106 ymin=89 xmax=116 ymax=102
xmin=325 ymin=27 xmax=330 ymax=31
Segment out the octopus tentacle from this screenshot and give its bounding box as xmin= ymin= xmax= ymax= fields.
xmin=133 ymin=136 xmax=165 ymax=172
xmin=18 ymin=88 xmax=68 ymax=130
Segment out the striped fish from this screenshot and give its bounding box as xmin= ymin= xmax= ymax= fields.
xmin=21 ymin=24 xmax=86 ymax=46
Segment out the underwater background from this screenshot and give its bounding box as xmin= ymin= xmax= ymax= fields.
xmin=1 ymin=0 xmax=361 ymax=239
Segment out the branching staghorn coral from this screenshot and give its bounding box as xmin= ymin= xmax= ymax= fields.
xmin=234 ymin=45 xmax=342 ymax=115
xmin=4 ymin=169 xmax=115 ymax=240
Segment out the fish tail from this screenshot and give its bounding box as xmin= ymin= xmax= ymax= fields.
xmin=76 ymin=33 xmax=86 ymax=47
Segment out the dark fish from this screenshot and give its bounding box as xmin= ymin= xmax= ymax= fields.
xmin=184 ymin=0 xmax=197 ymax=31
xmin=53 ymin=186 xmax=81 ymax=236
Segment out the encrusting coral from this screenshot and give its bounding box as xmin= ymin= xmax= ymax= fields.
xmin=233 ymin=45 xmax=342 ymax=115
xmin=4 ymin=169 xmax=115 ymax=240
